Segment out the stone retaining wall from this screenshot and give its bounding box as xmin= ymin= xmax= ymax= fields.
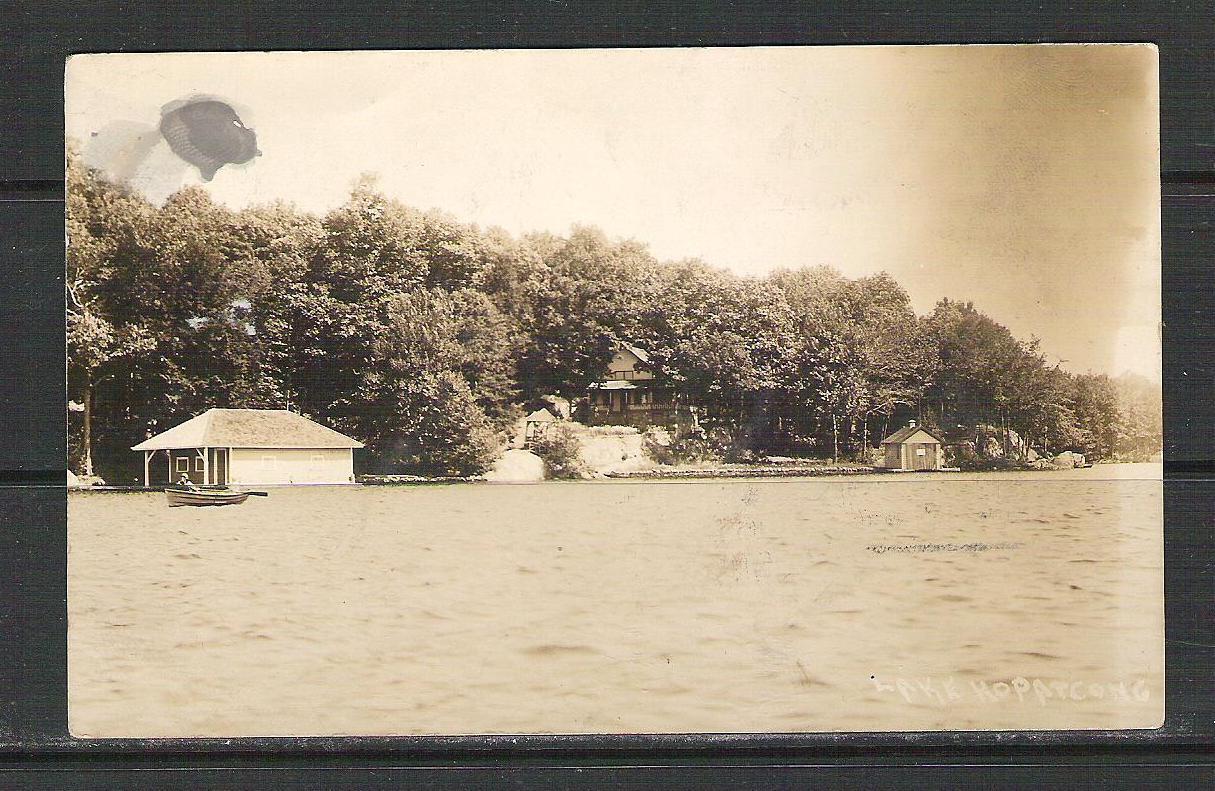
xmin=358 ymin=474 xmax=484 ymax=485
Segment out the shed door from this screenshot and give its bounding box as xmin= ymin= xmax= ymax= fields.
xmin=912 ymin=443 xmax=936 ymax=471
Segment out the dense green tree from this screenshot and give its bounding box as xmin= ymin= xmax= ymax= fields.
xmin=226 ymin=201 xmax=324 ymax=410
xmin=66 ymin=146 xmax=157 ymax=476
xmin=632 ymin=260 xmax=798 ymax=448
xmin=770 ymin=267 xmax=936 ymax=458
xmin=417 ymin=210 xmax=492 ymax=291
xmin=343 ymin=290 xmax=503 ymax=475
xmin=513 ymin=227 xmax=655 ymax=400
xmin=1068 ymin=374 xmax=1122 ymax=459
xmin=1113 ymin=373 xmax=1162 ymax=460
xmin=448 ymin=288 xmax=522 ymax=428
xmin=293 ymin=183 xmax=431 ymax=422
xmin=924 ymin=299 xmax=1025 ymax=429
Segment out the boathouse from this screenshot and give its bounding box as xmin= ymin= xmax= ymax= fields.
xmin=879 ymin=420 xmax=947 ymax=471
xmin=585 ymin=343 xmax=691 ymax=429
xmin=131 ymin=408 xmax=363 ymax=486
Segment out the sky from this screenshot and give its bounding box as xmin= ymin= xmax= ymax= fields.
xmin=66 ymin=45 xmax=1161 ymax=380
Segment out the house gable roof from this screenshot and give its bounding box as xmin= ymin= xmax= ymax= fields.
xmin=880 ymin=424 xmax=947 ymax=445
xmin=131 ymin=409 xmax=364 ymax=451
xmin=617 ymin=342 xmax=651 ymax=364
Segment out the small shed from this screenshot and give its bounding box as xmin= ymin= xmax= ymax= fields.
xmin=131 ymin=408 xmax=364 ymax=487
xmin=523 ymin=408 xmax=558 ymax=444
xmin=880 ymin=420 xmax=947 ymax=471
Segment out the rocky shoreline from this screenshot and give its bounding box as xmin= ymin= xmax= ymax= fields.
xmin=605 ymin=465 xmax=875 ymax=479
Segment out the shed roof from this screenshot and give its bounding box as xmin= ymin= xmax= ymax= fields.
xmin=131 ymin=408 xmax=364 ymax=451
xmin=880 ymin=423 xmax=946 ymax=445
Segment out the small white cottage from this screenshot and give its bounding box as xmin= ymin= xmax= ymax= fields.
xmin=131 ymin=408 xmax=363 ymax=486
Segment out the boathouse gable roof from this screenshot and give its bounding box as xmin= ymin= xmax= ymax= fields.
xmin=131 ymin=408 xmax=364 ymax=451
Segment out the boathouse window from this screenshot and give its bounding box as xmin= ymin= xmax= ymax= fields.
xmin=916 ymin=448 xmax=926 ymax=456
xmin=194 ymin=457 xmax=204 ymax=471
xmin=176 ymin=457 xmax=189 ymax=472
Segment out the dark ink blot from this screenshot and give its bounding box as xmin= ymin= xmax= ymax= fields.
xmin=159 ymin=99 xmax=259 ymax=181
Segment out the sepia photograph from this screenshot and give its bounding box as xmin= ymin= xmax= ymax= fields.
xmin=64 ymin=45 xmax=1162 ymax=737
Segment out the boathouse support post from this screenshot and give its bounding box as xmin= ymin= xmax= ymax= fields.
xmin=143 ymin=450 xmax=151 ymax=488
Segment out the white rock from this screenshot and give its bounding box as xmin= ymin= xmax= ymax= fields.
xmin=1053 ymin=451 xmax=1080 ymax=468
xmin=484 ymin=449 xmax=546 ymax=483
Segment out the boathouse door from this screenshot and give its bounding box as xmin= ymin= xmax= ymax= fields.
xmin=209 ymin=447 xmax=228 ymax=485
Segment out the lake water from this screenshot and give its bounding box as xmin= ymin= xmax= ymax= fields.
xmin=68 ymin=464 xmax=1163 ymax=736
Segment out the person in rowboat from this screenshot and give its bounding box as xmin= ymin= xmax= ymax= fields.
xmin=176 ymin=474 xmax=200 ymax=491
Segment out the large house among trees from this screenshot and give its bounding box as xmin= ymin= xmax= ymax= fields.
xmin=583 ymin=343 xmax=693 ymax=429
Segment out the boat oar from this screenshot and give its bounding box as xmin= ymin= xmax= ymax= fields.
xmin=244 ymin=490 xmax=270 ymax=497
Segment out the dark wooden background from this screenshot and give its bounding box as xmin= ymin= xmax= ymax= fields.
xmin=1 ymin=2 xmax=1211 ymax=787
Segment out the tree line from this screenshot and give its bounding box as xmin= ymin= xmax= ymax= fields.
xmin=67 ymin=145 xmax=1161 ymax=481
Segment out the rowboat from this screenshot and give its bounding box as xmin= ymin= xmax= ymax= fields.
xmin=165 ymin=486 xmax=254 ymax=507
